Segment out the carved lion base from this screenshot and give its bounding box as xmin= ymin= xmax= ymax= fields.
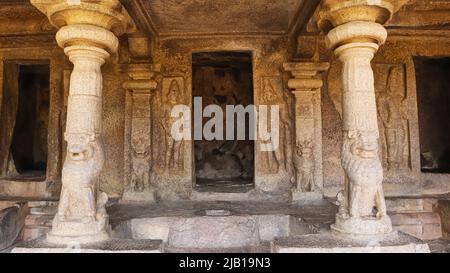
xmin=331 ymin=213 xmax=393 ymax=236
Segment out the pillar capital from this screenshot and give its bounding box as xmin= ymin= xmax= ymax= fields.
xmin=122 ymin=64 xmax=160 ymax=93
xmin=284 ymin=62 xmax=329 ymax=92
xmin=317 ymin=0 xmax=396 ymax=33
xmin=30 ymin=0 xmax=134 ymax=36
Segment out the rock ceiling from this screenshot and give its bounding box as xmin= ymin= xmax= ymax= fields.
xmin=139 ymin=0 xmax=305 ymax=35
xmin=0 ymin=0 xmax=449 ymax=37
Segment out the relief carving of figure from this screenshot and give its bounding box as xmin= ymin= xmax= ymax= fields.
xmin=54 ymin=133 xmax=108 ymax=231
xmin=130 ymin=136 xmax=150 ymax=192
xmin=377 ymin=66 xmax=408 ymax=171
xmin=340 ymin=130 xmax=387 ymax=219
xmin=261 ymin=78 xmax=291 ymax=174
xmin=294 ymin=140 xmax=316 ymax=192
xmin=160 ymin=79 xmax=184 ymax=173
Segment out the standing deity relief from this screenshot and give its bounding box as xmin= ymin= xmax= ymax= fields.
xmin=156 ymin=77 xmax=186 ymax=174
xmin=259 ymin=77 xmax=293 ymax=176
xmin=377 ymin=66 xmax=409 ymax=172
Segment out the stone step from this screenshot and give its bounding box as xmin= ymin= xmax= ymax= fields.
xmin=387 ymin=198 xmax=437 ymax=214
xmin=391 ymin=212 xmax=442 ymax=240
xmin=22 ymin=226 xmax=51 ymax=242
xmin=22 ymin=202 xmax=58 ymax=242
xmin=12 ymin=238 xmax=163 ymax=253
xmin=436 ymin=200 xmax=450 ymax=239
xmin=25 ymin=214 xmax=53 ymax=227
xmin=114 ymin=214 xmax=317 ymax=249
xmin=29 ymin=206 xmax=57 ymax=216
xmin=165 ymin=244 xmax=272 ymax=253
xmin=271 ymin=232 xmax=430 ymax=253
xmin=27 ymin=201 xmax=59 ymax=208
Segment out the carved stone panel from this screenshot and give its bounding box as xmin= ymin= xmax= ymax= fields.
xmin=155 ymin=77 xmax=186 ymax=174
xmin=258 ymin=77 xmax=293 ymax=177
xmin=129 ymin=92 xmax=151 ymax=193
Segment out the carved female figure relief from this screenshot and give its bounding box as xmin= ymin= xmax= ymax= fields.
xmin=377 ymin=66 xmax=408 ymax=171
xmin=260 ymin=77 xmax=292 ymax=175
xmin=261 ymin=80 xmax=281 ymax=174
xmin=160 ymin=78 xmax=184 ymax=173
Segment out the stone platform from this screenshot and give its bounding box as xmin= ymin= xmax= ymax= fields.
xmin=114 ymin=214 xmax=313 ymax=249
xmin=272 ymin=232 xmax=430 ymax=253
xmin=12 ymin=238 xmax=163 ymax=253
xmin=110 ymin=201 xmax=336 ymax=250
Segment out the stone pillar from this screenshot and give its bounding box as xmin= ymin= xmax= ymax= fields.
xmin=318 ymin=1 xmax=397 ymax=235
xmin=122 ymin=64 xmax=159 ymax=203
xmin=31 ymin=0 xmax=132 ymax=244
xmin=284 ymin=63 xmax=329 ymax=202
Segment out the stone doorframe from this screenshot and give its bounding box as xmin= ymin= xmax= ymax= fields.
xmin=0 ymin=53 xmax=66 ymax=198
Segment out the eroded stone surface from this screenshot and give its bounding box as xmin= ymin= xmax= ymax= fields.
xmin=0 ymin=204 xmax=27 ymax=250
xmin=12 ymin=237 xmax=162 ymax=253
xmin=272 ymin=232 xmax=430 ymax=253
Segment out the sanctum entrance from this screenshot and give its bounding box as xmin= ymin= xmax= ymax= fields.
xmin=0 ymin=62 xmax=49 ymax=181
xmin=192 ymin=52 xmax=255 ymax=192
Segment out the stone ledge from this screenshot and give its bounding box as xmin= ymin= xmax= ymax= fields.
xmin=272 ymin=232 xmax=430 ymax=253
xmin=12 ymin=237 xmax=163 ymax=253
xmin=387 ymin=198 xmax=437 ymax=213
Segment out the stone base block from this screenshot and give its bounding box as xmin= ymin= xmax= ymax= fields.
xmin=391 ymin=213 xmax=442 ymax=240
xmin=0 ymin=180 xmax=47 ymax=198
xmin=169 ymin=216 xmax=259 ymax=248
xmin=121 ymin=189 xmax=156 ymax=203
xmin=387 ymin=198 xmax=436 ymax=213
xmin=331 ymin=214 xmax=393 ymax=235
xmin=23 ymin=226 xmax=51 ymax=242
xmin=114 ymin=214 xmax=311 ymax=249
xmin=47 ymin=231 xmax=110 ymax=245
xmin=12 ymin=237 xmax=163 ymax=253
xmin=436 ymin=200 xmax=450 ymax=239
xmin=292 ymin=191 xmax=323 ymax=203
xmin=272 ymin=232 xmax=430 ymax=253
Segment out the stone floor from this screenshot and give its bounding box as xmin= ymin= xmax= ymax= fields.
xmin=427 ymin=239 xmax=450 ymax=253
xmin=12 ymin=238 xmax=163 ymax=253
xmin=1 ymin=199 xmax=449 ymax=253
